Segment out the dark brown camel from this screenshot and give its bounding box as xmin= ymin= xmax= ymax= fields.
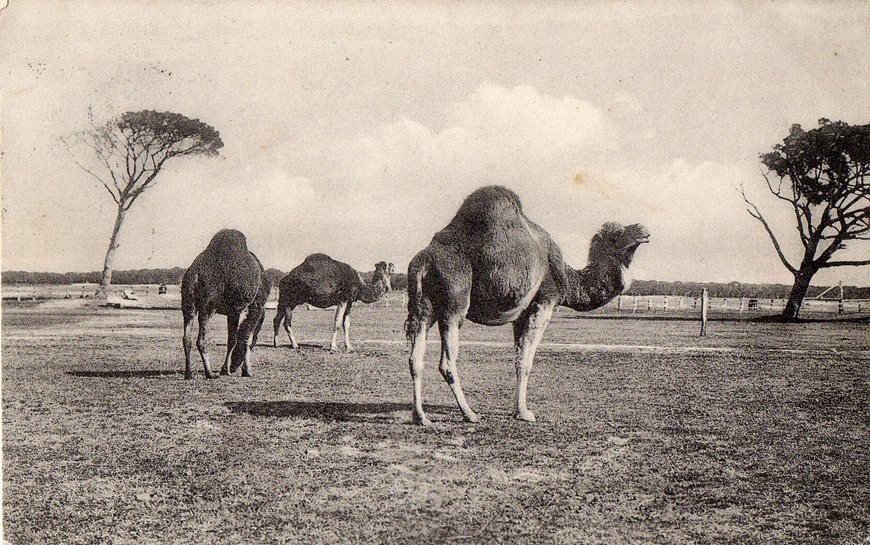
xmin=405 ymin=185 xmax=650 ymax=425
xmin=273 ymin=254 xmax=393 ymax=352
xmin=181 ymin=229 xmax=271 ymax=379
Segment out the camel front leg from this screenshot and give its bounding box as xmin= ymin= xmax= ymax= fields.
xmin=220 ymin=313 xmax=240 ymax=375
xmin=342 ymin=301 xmax=354 ymax=352
xmin=439 ymin=319 xmax=480 ymax=423
xmin=182 ymin=309 xmax=196 ymax=380
xmin=409 ymin=324 xmax=431 ymax=426
xmin=328 ymin=302 xmax=347 ymax=352
xmin=512 ymin=301 xmax=555 ymax=422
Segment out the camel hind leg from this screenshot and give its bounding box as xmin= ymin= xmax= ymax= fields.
xmin=272 ymin=305 xmax=285 ymax=347
xmin=342 ymin=301 xmax=354 ymax=352
xmin=220 ymin=313 xmax=240 ymax=375
xmin=273 ymin=305 xmax=299 ymax=349
xmin=512 ymin=300 xmax=556 ymax=422
xmin=231 ymin=307 xmax=260 ymax=377
xmin=438 ymin=317 xmax=480 ymax=423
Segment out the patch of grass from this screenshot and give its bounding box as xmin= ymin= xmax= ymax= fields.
xmin=2 ymin=307 xmax=868 ymax=544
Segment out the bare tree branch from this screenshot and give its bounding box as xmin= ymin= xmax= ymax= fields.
xmin=820 ymin=258 xmax=870 ymax=268
xmin=741 ymin=184 xmax=798 ymax=274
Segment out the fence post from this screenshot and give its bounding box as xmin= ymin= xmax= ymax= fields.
xmin=647 ymin=296 xmax=653 ymax=311
xmin=700 ymin=289 xmax=708 ymax=337
xmin=739 ymin=298 xmax=745 ymax=312
xmin=838 ymin=281 xmax=844 ymax=314
xmin=616 ymin=295 xmax=622 ymax=313
xmin=632 ymin=296 xmax=638 ymax=314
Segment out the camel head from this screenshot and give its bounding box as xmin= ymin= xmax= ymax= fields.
xmin=373 ymin=261 xmax=394 ymax=292
xmin=589 ymin=222 xmax=650 ymax=266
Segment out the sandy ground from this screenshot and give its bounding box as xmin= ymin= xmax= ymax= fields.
xmin=2 ymin=304 xmax=868 ymax=544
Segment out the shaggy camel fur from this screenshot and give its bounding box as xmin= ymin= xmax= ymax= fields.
xmin=181 ymin=229 xmax=270 ymax=379
xmin=273 ymin=255 xmax=393 ymax=351
xmin=406 ymin=186 xmax=649 ymax=425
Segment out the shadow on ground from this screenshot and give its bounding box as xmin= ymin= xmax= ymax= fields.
xmin=67 ymin=370 xmax=183 ymax=378
xmin=226 ymin=400 xmax=452 ymax=424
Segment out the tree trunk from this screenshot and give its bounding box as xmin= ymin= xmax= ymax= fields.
xmin=99 ymin=205 xmax=127 ymax=298
xmin=781 ymin=267 xmax=816 ymax=321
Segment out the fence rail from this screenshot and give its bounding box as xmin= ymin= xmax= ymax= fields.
xmin=2 ymin=285 xmax=867 ymax=315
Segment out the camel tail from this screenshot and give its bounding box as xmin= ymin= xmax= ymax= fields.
xmin=404 ymin=256 xmax=427 ymax=340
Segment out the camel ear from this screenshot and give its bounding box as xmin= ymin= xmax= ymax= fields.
xmin=388 ymin=263 xmax=395 ymax=274
xmin=600 ymin=222 xmax=625 ymax=239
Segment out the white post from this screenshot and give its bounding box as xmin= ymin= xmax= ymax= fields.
xmin=700 ymin=289 xmax=709 ymax=337
xmin=838 ymin=281 xmax=844 ymax=314
xmin=663 ymin=296 xmax=669 ymax=312
xmin=632 ymin=296 xmax=638 ymax=314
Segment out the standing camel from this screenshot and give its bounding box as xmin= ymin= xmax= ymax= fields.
xmin=405 ymin=185 xmax=650 ymax=425
xmin=182 ymin=229 xmax=271 ymax=379
xmin=273 ymin=255 xmax=393 ymax=352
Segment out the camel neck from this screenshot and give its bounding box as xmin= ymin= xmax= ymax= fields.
xmin=561 ymin=259 xmax=626 ymax=312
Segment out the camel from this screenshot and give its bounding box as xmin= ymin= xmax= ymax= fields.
xmin=181 ymin=229 xmax=271 ymax=379
xmin=273 ymin=255 xmax=394 ymax=352
xmin=405 ymin=185 xmax=650 ymax=425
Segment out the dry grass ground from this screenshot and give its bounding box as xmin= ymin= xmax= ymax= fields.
xmin=2 ymin=302 xmax=868 ymax=544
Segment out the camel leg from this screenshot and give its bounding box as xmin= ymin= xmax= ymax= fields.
xmin=220 ymin=313 xmax=240 ymax=375
xmin=512 ymin=301 xmax=555 ymax=422
xmin=439 ymin=318 xmax=480 ymax=423
xmin=196 ymin=309 xmax=218 ymax=379
xmin=328 ymin=302 xmax=347 ymax=352
xmin=272 ymin=306 xmax=284 ymax=347
xmin=342 ymin=301 xmax=354 ymax=352
xmin=182 ymin=309 xmax=197 ymax=380
xmin=252 ymin=309 xmax=265 ymax=348
xmin=409 ymin=324 xmax=432 ymax=426
xmin=284 ymin=306 xmax=299 ymax=349
xmin=234 ymin=316 xmax=257 ymax=378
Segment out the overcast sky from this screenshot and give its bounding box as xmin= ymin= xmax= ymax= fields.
xmin=2 ymin=1 xmax=868 ymax=285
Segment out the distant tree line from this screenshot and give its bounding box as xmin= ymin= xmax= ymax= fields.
xmin=3 ymin=268 xmax=867 ymax=299
xmin=625 ymin=280 xmax=870 ymax=300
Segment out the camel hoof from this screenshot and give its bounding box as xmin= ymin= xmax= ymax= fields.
xmin=345 ymin=347 xmax=356 ymax=353
xmin=463 ymin=412 xmax=482 ymax=424
xmin=219 ymin=368 xmax=229 ymax=376
xmin=241 ymin=372 xmax=252 ymax=378
xmin=205 ymin=374 xmax=219 ymax=380
xmin=514 ymin=410 xmax=536 ymax=422
xmin=184 ymin=373 xmax=194 ymax=380
xmin=413 ymin=414 xmax=433 ymax=427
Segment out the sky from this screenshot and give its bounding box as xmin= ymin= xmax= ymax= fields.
xmin=1 ymin=0 xmax=868 ymax=286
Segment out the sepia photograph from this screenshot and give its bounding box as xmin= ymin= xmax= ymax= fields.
xmin=1 ymin=1 xmax=867 ymax=543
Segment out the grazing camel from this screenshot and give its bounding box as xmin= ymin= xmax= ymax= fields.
xmin=405 ymin=185 xmax=650 ymax=425
xmin=273 ymin=255 xmax=394 ymax=352
xmin=181 ymin=229 xmax=271 ymax=379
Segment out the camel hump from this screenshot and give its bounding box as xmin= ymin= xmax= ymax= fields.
xmin=206 ymin=229 xmax=248 ymax=253
xmin=453 ymin=185 xmax=524 ymax=226
xmin=434 ymin=185 xmax=527 ymax=246
xmin=304 ymin=253 xmax=333 ymax=263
